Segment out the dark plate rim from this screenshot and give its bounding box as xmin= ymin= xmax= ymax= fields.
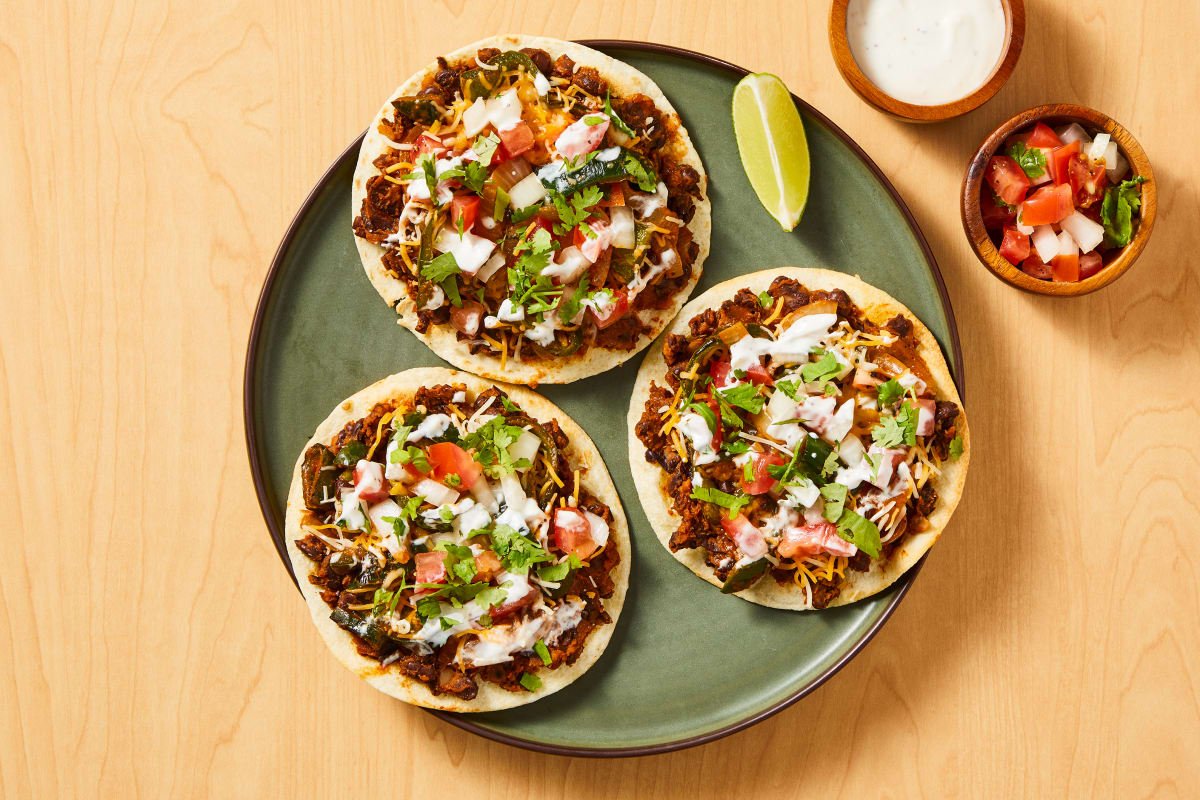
xmin=243 ymin=38 xmax=964 ymax=759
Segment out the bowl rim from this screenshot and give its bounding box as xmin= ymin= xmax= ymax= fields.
xmin=828 ymin=0 xmax=1025 ymax=122
xmin=960 ymin=102 xmax=1157 ymax=296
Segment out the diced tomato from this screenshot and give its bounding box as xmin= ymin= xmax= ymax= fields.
xmin=414 ymin=551 xmax=448 ymax=585
xmin=1048 ymin=140 xmax=1081 ymax=185
xmin=449 ymin=302 xmax=484 ymax=337
xmin=710 ymin=358 xmax=773 ymax=388
xmin=577 ymin=220 xmax=613 ymax=263
xmin=415 ymin=133 xmax=444 ymax=156
xmin=426 ymin=442 xmax=481 ymax=489
xmin=489 ymin=140 xmax=511 ymax=166
xmin=720 ymin=514 xmax=767 ymax=559
xmin=985 ymin=155 xmax=1031 ymax=206
xmin=1020 ymin=183 xmax=1074 ymax=226
xmin=777 ymin=521 xmax=855 ymax=559
xmin=553 ymin=507 xmax=595 ymax=560
xmin=450 ymin=195 xmax=480 ymax=232
xmin=1066 ymin=153 xmax=1108 ymax=208
xmin=1021 ymin=252 xmax=1053 ymax=280
xmin=1051 ymin=252 xmax=1080 ymax=282
xmin=707 ymin=398 xmax=723 ymax=448
xmin=353 ymin=460 xmax=389 ymax=503
xmin=1079 ymin=252 xmax=1104 ymax=279
xmin=603 ymin=183 xmax=625 ymax=206
xmin=497 ymin=122 xmax=535 ymax=158
xmin=740 ymin=451 xmax=788 ymax=495
xmin=490 ymin=587 xmax=537 ymax=619
xmin=915 ymin=398 xmax=936 ymax=437
xmin=746 ymin=363 xmax=775 ymax=387
xmin=473 ymin=550 xmax=503 ymax=582
xmin=980 ymin=187 xmax=1017 ymax=230
xmin=709 ymin=359 xmax=733 ymax=388
xmin=997 ymin=226 xmax=1031 ymax=266
xmin=587 ymin=288 xmax=630 ymax=329
xmin=1027 ymin=122 xmax=1062 ymax=149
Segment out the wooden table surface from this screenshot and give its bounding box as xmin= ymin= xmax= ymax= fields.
xmin=4 ymin=0 xmax=1198 ymax=796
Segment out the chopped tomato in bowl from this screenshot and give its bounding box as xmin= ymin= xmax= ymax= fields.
xmin=968 ymin=110 xmax=1152 ymax=290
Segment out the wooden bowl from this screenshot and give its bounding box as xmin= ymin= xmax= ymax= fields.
xmin=961 ymin=103 xmax=1156 ymax=296
xmin=829 ymin=0 xmax=1024 ymax=122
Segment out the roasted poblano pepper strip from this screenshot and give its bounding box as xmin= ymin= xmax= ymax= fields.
xmin=797 ymin=436 xmax=835 ymax=485
xmin=538 ymin=148 xmax=658 ymax=194
xmin=524 ymin=419 xmax=561 ymax=505
xmin=301 ymin=444 xmax=336 ymax=509
xmin=328 ymin=550 xmax=358 ymax=575
xmin=333 ymin=440 xmax=367 ymax=467
xmin=678 ymin=324 xmax=772 ymax=400
xmin=460 ymin=51 xmax=541 ymax=101
xmin=390 ymin=96 xmax=446 ymax=125
xmin=720 ymin=557 xmax=769 ymax=594
xmin=610 ymin=222 xmax=653 ymax=281
xmin=329 ymin=608 xmax=390 ymax=650
xmin=539 ymin=329 xmax=584 ymax=357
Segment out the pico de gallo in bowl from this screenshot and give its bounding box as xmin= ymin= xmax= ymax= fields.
xmin=963 ymin=105 xmax=1155 ymax=294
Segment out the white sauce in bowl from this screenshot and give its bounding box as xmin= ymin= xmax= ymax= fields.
xmin=846 ymin=0 xmax=1008 ymax=106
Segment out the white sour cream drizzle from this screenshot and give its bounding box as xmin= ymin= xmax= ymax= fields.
xmin=845 ymin=0 xmax=1008 ymax=106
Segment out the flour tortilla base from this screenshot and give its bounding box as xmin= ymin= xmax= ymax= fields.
xmin=286 ymin=367 xmax=630 ymax=710
xmin=351 ymin=34 xmax=711 ymax=385
xmin=627 ymin=268 xmax=970 ymax=610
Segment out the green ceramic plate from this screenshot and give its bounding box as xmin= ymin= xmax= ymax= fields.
xmin=245 ymin=41 xmax=963 ymax=756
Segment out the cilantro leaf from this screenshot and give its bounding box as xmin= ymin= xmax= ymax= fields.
xmin=1101 ymin=176 xmax=1146 ymax=248
xmin=624 ymin=153 xmax=657 ymax=192
xmin=835 ymin=509 xmax=881 ymax=558
xmin=690 ymin=486 xmax=751 ymax=519
xmin=489 ymin=524 xmax=551 ymax=573
xmin=417 ymin=154 xmax=439 ymax=203
xmin=800 ymin=350 xmax=841 ymax=387
xmin=603 ymin=91 xmax=635 ymax=138
xmin=876 ymin=379 xmax=904 ymax=408
xmin=471 ymin=132 xmax=499 ymax=165
xmin=948 ymin=434 xmax=964 ymax=461
xmin=820 ymin=483 xmax=847 ymax=522
xmin=461 ymin=415 xmax=529 ymax=478
xmin=461 ymin=160 xmax=489 ymax=194
xmin=872 ymin=402 xmax=917 ymax=449
xmin=421 ymin=251 xmax=461 ymax=283
xmin=721 ymin=439 xmax=750 ymax=456
xmin=775 ymin=379 xmax=801 ymax=400
xmin=415 ymin=595 xmax=441 ymax=620
xmin=718 ymin=383 xmax=765 ymax=415
xmin=558 ymin=275 xmax=590 ymax=323
xmin=1007 ymin=141 xmax=1047 ymax=179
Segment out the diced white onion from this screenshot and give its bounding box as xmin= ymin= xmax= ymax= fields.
xmin=507 ymin=430 xmax=542 ymax=469
xmin=412 ymin=478 xmax=459 ymax=507
xmin=508 ymin=173 xmax=547 ymax=209
xmin=1055 ymin=123 xmax=1092 ymax=147
xmin=435 ymin=228 xmax=496 ymax=275
xmin=1059 ymin=211 xmax=1105 ymax=254
xmin=1087 ymin=133 xmax=1111 ymax=162
xmin=1057 ymin=229 xmax=1078 ymax=257
xmin=1032 ymin=225 xmax=1060 ymax=263
xmin=476 ymin=252 xmax=506 ymax=283
xmin=1105 ymin=144 xmax=1128 ymax=183
xmin=463 ymin=98 xmax=489 ymax=137
xmin=609 ymin=206 xmax=635 ymax=249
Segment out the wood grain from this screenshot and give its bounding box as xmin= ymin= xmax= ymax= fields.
xmin=1 ymin=0 xmax=1198 ymax=796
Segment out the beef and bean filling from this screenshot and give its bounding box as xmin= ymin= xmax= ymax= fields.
xmin=352 ymin=47 xmax=704 ymax=363
xmin=295 ymin=385 xmax=618 ymax=699
xmin=635 ymin=277 xmax=964 ymax=608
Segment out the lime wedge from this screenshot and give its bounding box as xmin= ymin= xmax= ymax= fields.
xmin=732 ymin=73 xmax=811 ymax=231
